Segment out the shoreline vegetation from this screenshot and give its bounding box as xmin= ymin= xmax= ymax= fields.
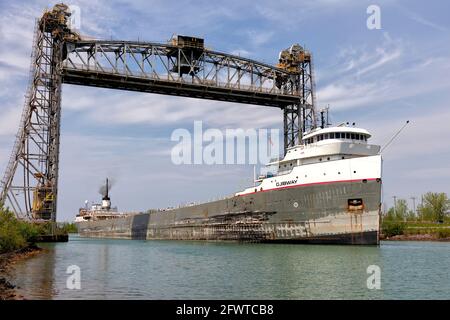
xmin=0 ymin=244 xmax=42 ymax=300
xmin=380 ymin=192 xmax=450 ymax=241
xmin=0 ymin=192 xmax=448 ymax=299
xmin=0 ymin=205 xmax=75 ymax=300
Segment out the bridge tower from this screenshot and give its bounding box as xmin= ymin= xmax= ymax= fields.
xmin=276 ymin=44 xmax=316 ymax=150
xmin=0 ymin=4 xmax=79 ymax=220
xmin=0 ymin=4 xmax=316 ymax=221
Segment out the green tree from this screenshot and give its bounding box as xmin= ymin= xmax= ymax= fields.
xmin=418 ymin=192 xmax=448 ymax=222
xmin=385 ymin=198 xmax=409 ymax=221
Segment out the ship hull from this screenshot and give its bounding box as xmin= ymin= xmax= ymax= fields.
xmin=76 ymin=178 xmax=382 ymax=245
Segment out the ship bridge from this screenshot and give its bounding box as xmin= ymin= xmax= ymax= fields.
xmin=268 ymin=125 xmax=381 ymax=175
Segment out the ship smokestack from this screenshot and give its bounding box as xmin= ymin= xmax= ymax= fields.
xmin=102 ymin=178 xmax=111 ymax=209
xmin=103 ymin=178 xmax=110 ymax=200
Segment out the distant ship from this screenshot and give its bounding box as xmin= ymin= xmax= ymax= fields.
xmin=75 ymin=178 xmax=125 ymax=223
xmin=75 ymin=121 xmax=382 ymax=245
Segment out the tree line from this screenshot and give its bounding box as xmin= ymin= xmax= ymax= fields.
xmin=384 ymin=192 xmax=449 ymax=223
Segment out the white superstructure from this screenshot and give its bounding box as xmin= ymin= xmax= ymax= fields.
xmin=236 ymin=124 xmax=381 ymax=196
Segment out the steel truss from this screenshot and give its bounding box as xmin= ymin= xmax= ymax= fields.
xmin=0 ymin=4 xmax=316 ymax=220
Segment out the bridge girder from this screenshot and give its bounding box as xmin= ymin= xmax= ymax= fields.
xmin=0 ymin=4 xmax=316 ymax=221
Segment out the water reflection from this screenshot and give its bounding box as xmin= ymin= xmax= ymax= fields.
xmin=12 ymin=243 xmax=57 ymax=299
xmin=9 ymin=236 xmax=450 ymax=300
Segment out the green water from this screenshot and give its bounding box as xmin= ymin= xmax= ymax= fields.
xmin=10 ymin=235 xmax=450 ymax=299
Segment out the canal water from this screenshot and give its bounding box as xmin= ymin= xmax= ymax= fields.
xmin=10 ymin=235 xmax=450 ymax=299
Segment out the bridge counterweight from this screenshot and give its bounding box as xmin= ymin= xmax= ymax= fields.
xmin=0 ymin=4 xmax=316 ymax=221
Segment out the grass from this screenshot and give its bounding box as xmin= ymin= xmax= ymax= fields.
xmin=382 ymin=219 xmax=450 ymax=238
xmin=381 ymin=220 xmax=406 ymax=237
xmin=57 ymin=222 xmax=78 ymax=234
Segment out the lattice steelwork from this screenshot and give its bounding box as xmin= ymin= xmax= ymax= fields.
xmin=0 ymin=4 xmax=79 ymax=220
xmin=0 ymin=4 xmax=316 ymax=220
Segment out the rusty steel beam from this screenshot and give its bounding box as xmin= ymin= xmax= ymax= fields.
xmin=0 ymin=4 xmax=316 ymax=221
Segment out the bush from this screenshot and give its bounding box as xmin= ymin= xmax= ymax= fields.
xmin=58 ymin=222 xmax=78 ymax=234
xmin=437 ymin=229 xmax=450 ymax=239
xmin=0 ymin=206 xmax=41 ymax=253
xmin=382 ymin=220 xmax=406 ymax=237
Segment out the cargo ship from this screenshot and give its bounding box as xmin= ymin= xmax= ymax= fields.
xmin=75 ymin=122 xmax=382 ymax=245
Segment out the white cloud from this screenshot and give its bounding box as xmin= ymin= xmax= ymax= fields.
xmin=0 ymin=106 xmax=22 ymax=136
xmin=62 ymin=86 xmax=281 ymax=130
xmin=397 ymin=4 xmax=449 ymax=32
xmin=1 ymin=0 xmax=450 ymax=218
xmin=316 ymin=33 xmax=450 ymax=111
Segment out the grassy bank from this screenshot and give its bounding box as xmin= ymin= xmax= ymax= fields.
xmin=381 ymin=220 xmax=450 ymax=240
xmin=0 ymin=206 xmax=69 ymax=299
xmin=0 ymin=207 xmax=41 ymax=254
xmin=0 ymin=206 xmax=74 ymax=254
xmin=381 ymin=192 xmax=449 ymax=240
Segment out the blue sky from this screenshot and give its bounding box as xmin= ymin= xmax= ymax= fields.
xmin=1 ymin=0 xmax=449 ymax=221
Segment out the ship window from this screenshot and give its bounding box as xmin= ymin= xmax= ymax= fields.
xmin=351 ymin=133 xmax=355 ymax=139
xmin=330 ymin=133 xmax=335 ymax=139
xmin=335 ymin=132 xmax=340 ymax=138
xmin=346 ymin=133 xmax=350 ymax=139
xmin=319 ymin=158 xmax=322 ymax=161
xmin=324 ymin=133 xmax=329 ymax=139
xmin=327 ymin=157 xmax=330 ymax=160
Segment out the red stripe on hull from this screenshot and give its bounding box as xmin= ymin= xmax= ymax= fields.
xmin=237 ymin=178 xmax=379 ymax=196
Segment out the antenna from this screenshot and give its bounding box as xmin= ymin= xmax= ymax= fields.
xmin=319 ymin=106 xmax=330 ymax=129
xmin=320 ymin=110 xmax=325 ymax=129
xmin=380 ymin=120 xmax=410 ymax=153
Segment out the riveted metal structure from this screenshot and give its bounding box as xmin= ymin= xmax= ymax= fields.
xmin=0 ymin=4 xmax=80 ymax=220
xmin=0 ymin=4 xmax=316 ymax=221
